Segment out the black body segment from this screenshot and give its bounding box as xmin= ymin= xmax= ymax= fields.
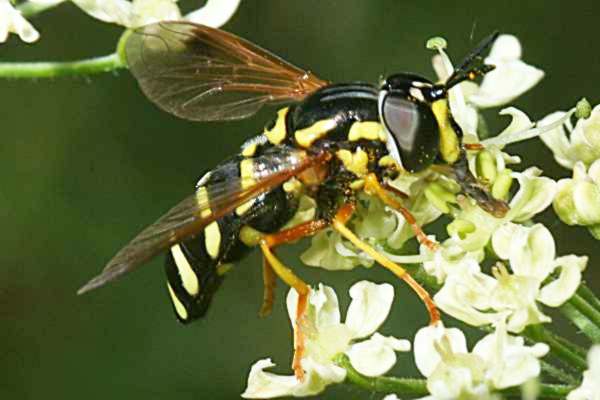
xmin=165 ymin=148 xmax=300 ymax=322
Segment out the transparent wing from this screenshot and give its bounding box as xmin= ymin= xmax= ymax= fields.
xmin=78 ymin=147 xmax=328 ymax=294
xmin=125 ymin=21 xmax=328 ymax=121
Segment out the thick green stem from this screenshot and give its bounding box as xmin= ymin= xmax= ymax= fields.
xmin=0 ymin=53 xmax=125 ymax=79
xmin=335 ymin=355 xmax=574 ymax=399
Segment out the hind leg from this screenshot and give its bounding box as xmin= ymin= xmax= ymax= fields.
xmin=259 ymin=219 xmax=329 ymax=380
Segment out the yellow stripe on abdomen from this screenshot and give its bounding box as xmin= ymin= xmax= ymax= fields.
xmin=170 ymin=244 xmax=200 ymax=296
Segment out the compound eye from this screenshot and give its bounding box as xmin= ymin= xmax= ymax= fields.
xmin=381 ymin=94 xmax=440 ymax=172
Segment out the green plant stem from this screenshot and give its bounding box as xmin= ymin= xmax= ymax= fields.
xmin=0 ymin=53 xmax=125 ymax=79
xmin=561 ymin=301 xmax=600 ymax=343
xmin=525 ymin=325 xmax=588 ymax=371
xmin=578 ymin=283 xmax=600 ymax=311
xmin=568 ymin=294 xmax=600 ymax=330
xmin=335 ymin=354 xmax=574 ymax=399
xmin=540 ymin=360 xmax=579 ymax=386
xmin=17 ymin=0 xmax=64 ymax=18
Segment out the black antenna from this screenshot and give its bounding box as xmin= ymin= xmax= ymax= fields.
xmin=445 ymin=31 xmax=500 ymax=90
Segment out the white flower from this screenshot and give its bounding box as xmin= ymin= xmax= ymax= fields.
xmin=553 ymin=160 xmax=600 ymax=238
xmin=469 ymin=35 xmax=544 ymax=108
xmin=0 ymin=0 xmax=40 ymax=43
xmin=447 ymin=167 xmax=556 ymax=253
xmin=73 ymin=0 xmax=240 ymax=28
xmin=540 ymin=105 xmax=600 ymax=169
xmin=431 ymin=34 xmax=543 ymax=137
xmin=567 ymin=345 xmax=600 ymax=400
xmin=414 ymin=321 xmax=548 ymax=400
xmin=242 ymin=281 xmax=410 ymax=398
xmin=435 ymin=222 xmax=588 ymax=332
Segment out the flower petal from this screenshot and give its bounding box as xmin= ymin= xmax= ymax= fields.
xmin=345 ymin=281 xmax=394 ymax=339
xmin=72 ymin=0 xmax=133 ymax=25
xmin=472 ymin=322 xmax=548 ymax=389
xmin=434 ymin=261 xmax=502 ymax=327
xmin=287 ymin=283 xmax=341 ymax=330
xmin=301 ymin=230 xmax=365 ymax=270
xmin=241 ymin=358 xmax=345 ymax=398
xmin=346 ymin=333 xmax=410 ymax=377
xmin=539 ymin=111 xmax=576 ymax=169
xmin=414 ymin=322 xmax=468 ymax=377
xmin=538 ymin=255 xmax=587 ymax=307
xmin=508 ymin=168 xmax=557 ymax=222
xmin=469 ymin=35 xmax=544 ymax=108
xmin=0 ymin=0 xmax=40 ymax=43
xmin=186 ymin=0 xmax=241 ymax=28
xmin=569 ymin=104 xmax=600 ymax=165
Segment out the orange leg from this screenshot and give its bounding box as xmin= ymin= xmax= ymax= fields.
xmin=259 ymin=257 xmax=277 ymax=318
xmin=259 ymin=219 xmax=329 ymax=380
xmin=332 ymin=204 xmax=440 ymax=325
xmin=464 ymin=143 xmax=484 ymax=151
xmin=364 ymin=174 xmax=439 ymax=251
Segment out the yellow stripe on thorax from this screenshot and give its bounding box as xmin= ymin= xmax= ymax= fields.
xmin=431 ymin=99 xmax=460 ymax=164
xmin=336 ymin=148 xmax=369 ymax=177
xmin=294 ymin=119 xmax=337 ymax=148
xmin=347 ymin=121 xmax=387 ymax=142
xmin=264 ymin=107 xmax=289 ymax=145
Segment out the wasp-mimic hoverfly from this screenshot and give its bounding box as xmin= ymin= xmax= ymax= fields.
xmin=78 ymin=22 xmax=508 ymax=379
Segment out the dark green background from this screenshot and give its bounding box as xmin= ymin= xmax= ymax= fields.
xmin=2 ymin=1 xmax=599 ymax=399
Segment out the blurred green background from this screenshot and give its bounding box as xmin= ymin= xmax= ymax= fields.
xmin=1 ymin=1 xmax=599 ymax=399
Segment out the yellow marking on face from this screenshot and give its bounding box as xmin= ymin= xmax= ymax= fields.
xmin=196 ymin=187 xmax=212 ymax=218
xmin=347 ymin=121 xmax=386 ymax=142
xmin=240 ymin=225 xmax=263 ymax=247
xmin=264 ymin=107 xmax=289 ymax=145
xmin=204 ymin=221 xmax=221 ymax=259
xmin=240 ymin=159 xmax=255 ymax=189
xmin=336 ymin=148 xmax=369 ymax=177
xmin=294 ymin=119 xmax=337 ymax=148
xmin=235 ymin=198 xmax=256 ymax=216
xmin=283 ymin=178 xmax=303 ymax=194
xmin=167 ymin=283 xmax=188 ymax=320
xmin=170 ymin=244 xmax=199 ymax=296
xmin=350 ymin=179 xmax=365 ymax=190
xmin=431 ymin=99 xmax=460 ymax=164
xmin=216 ymin=263 xmax=233 ymax=276
xmin=241 ymin=142 xmax=258 ymax=157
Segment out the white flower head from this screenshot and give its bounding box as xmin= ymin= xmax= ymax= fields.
xmin=430 ymin=34 xmax=543 ymax=138
xmin=567 ymin=345 xmax=600 ymax=400
xmin=242 ymin=281 xmax=410 ymax=398
xmin=0 ymin=0 xmax=40 ymax=43
xmin=436 ymin=221 xmax=587 ymax=332
xmin=414 ymin=321 xmax=547 ymax=399
xmin=73 ymin=0 xmax=240 ymax=28
xmin=469 ymin=34 xmax=544 ymax=108
xmin=540 ymin=104 xmax=600 ymax=169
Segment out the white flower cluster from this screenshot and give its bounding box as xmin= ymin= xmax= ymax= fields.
xmin=242 ymin=282 xmax=549 ymax=399
xmin=0 ymin=0 xmax=241 ymax=43
xmin=414 ymin=321 xmax=548 ymax=400
xmin=242 ymin=281 xmax=411 ymax=398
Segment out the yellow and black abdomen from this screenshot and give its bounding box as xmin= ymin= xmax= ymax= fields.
xmin=165 ymin=151 xmax=299 ymax=323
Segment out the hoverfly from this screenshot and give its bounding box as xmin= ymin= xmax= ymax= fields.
xmin=79 ymin=22 xmax=508 ymax=379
